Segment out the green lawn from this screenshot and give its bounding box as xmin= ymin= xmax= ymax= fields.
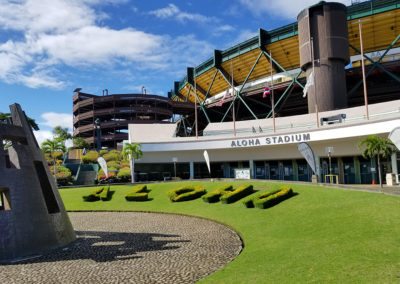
xmin=60 ymin=181 xmax=400 ymax=283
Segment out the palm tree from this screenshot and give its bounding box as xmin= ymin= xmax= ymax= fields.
xmin=53 ymin=126 xmax=72 ymax=146
xmin=122 ymin=143 xmax=143 ymax=183
xmin=41 ymin=139 xmax=66 ymax=174
xmin=358 ymin=135 xmax=395 ymax=188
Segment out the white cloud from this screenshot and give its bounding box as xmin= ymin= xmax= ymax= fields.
xmin=149 ymin=3 xmax=217 ymax=24
xmin=239 ymin=0 xmax=352 ymax=19
xmin=33 ymin=129 xmax=53 ymax=146
xmin=0 ymin=0 xmax=215 ymax=89
xmin=40 ymin=112 xmax=73 ymax=130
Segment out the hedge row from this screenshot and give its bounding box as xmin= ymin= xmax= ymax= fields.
xmin=243 ymin=189 xmax=281 ymax=208
xmin=220 ymin=184 xmax=254 ymax=204
xmin=82 ymin=186 xmax=111 ymax=202
xmin=253 ymin=187 xmax=294 ymax=209
xmin=168 ymin=186 xmax=206 ymax=202
xmin=202 ymin=185 xmax=233 ymax=203
xmin=125 ymin=185 xmax=150 ymax=201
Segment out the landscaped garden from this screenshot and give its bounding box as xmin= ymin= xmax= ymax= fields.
xmin=60 ymin=180 xmax=400 ymax=283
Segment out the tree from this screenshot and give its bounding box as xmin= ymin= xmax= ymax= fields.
xmin=41 ymin=139 xmax=66 ymax=174
xmin=53 ymin=126 xmax=72 ymax=146
xmin=72 ymin=136 xmax=90 ymax=149
xmin=122 ymin=143 xmax=143 ymax=183
xmin=358 ymin=135 xmax=395 ymax=188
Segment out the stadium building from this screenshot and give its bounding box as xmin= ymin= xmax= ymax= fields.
xmin=126 ymin=0 xmax=399 ymax=184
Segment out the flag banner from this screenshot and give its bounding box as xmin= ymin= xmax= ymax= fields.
xmin=217 ymin=90 xmax=230 ymax=107
xmin=389 ymin=127 xmax=400 ymax=151
xmin=203 ymin=150 xmax=211 ymax=174
xmin=263 ymin=87 xmax=271 ymax=98
xmin=97 ymin=157 xmax=108 ymax=178
xmin=303 ymin=71 xmax=314 ymax=98
xmin=298 ymin=142 xmax=317 ymax=174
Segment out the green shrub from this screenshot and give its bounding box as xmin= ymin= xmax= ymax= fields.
xmin=117 ymin=167 xmax=131 ymax=181
xmin=82 ymin=150 xmax=99 ymax=164
xmin=97 ymin=167 xmax=117 ymax=180
xmin=107 ymin=161 xmax=121 ymax=169
xmin=120 ymin=161 xmax=130 ymax=168
xmin=99 ymin=149 xmax=108 ymax=156
xmin=254 ymin=187 xmax=294 ymax=209
xmin=125 ymin=185 xmax=150 ymax=202
xmin=220 ymin=184 xmax=254 ymax=204
xmin=125 ymin=192 xmax=148 ymax=201
xmin=242 ymin=189 xmax=281 ymax=208
xmin=54 ymin=166 xmax=72 ymax=185
xmin=202 ymin=185 xmax=233 ymax=203
xmin=100 ymin=186 xmax=111 ymax=201
xmin=103 ymin=150 xmax=121 ymax=161
xmin=168 ymin=186 xmax=206 ymax=202
xmin=82 ymin=187 xmax=104 ymax=202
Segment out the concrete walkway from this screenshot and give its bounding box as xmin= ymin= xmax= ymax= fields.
xmin=0 ymin=212 xmax=242 ymax=284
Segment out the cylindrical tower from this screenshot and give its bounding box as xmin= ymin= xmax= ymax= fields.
xmin=298 ymin=2 xmax=349 ymax=113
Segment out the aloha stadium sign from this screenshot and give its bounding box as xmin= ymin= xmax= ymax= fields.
xmin=231 ymin=133 xmax=311 ymax=148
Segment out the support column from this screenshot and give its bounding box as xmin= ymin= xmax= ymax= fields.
xmin=189 ymin=161 xmax=194 ymax=180
xmin=292 ymin=160 xmax=299 ymax=181
xmin=354 ymin=156 xmax=361 ymax=184
xmin=391 ymin=152 xmax=398 ymax=183
xmin=249 ymin=160 xmax=254 ymax=179
xmin=297 ymin=2 xmax=349 ymax=113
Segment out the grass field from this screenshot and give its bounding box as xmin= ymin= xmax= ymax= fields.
xmin=60 ymin=181 xmax=400 ymax=283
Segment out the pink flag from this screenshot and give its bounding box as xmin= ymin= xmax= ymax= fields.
xmin=263 ymin=87 xmax=271 ymax=98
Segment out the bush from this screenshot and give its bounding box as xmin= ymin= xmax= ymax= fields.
xmin=202 ymin=185 xmax=233 ymax=203
xmin=242 ymin=189 xmax=281 ymax=208
xmin=125 ymin=185 xmax=150 ymax=201
xmin=99 ymin=149 xmax=108 ymax=156
xmin=220 ymin=184 xmax=254 ymax=204
xmin=107 ymin=161 xmax=121 ymax=170
xmin=54 ymin=166 xmax=72 ymax=186
xmin=168 ymin=186 xmax=206 ymax=202
xmin=82 ymin=187 xmax=104 ymax=202
xmin=98 ymin=167 xmax=117 ymax=180
xmin=120 ymin=161 xmax=130 ymax=168
xmin=82 ymin=150 xmax=99 ymax=164
xmin=117 ymin=167 xmax=131 ymax=181
xmin=103 ymin=150 xmax=121 ymax=161
xmin=254 ymin=187 xmax=294 ymax=209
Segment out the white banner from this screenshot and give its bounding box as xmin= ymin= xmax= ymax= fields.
xmin=298 ymin=142 xmax=317 ymax=175
xmin=203 ymin=150 xmax=211 ymax=175
xmin=97 ymin=157 xmax=108 ymax=178
xmin=389 ymin=127 xmax=400 ymax=151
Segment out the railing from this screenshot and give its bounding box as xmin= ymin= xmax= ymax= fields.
xmin=203 ymin=108 xmax=400 ymax=137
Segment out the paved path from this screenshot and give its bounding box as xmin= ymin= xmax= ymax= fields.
xmin=0 ymin=212 xmax=242 ymax=284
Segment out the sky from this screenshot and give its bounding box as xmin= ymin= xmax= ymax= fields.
xmin=0 ymin=0 xmax=352 ymax=144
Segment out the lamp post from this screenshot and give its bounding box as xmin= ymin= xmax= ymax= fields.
xmin=94 ymin=118 xmax=101 ymax=151
xmin=172 ymin=157 xmax=178 ymax=178
xmin=325 ymin=146 xmax=334 ymax=175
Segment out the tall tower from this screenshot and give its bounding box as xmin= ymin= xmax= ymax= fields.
xmin=297 ymin=2 xmax=350 ymax=113
xmin=0 ymin=104 xmax=76 ymax=262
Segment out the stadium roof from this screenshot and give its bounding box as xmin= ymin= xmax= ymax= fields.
xmin=174 ymin=0 xmax=400 ymax=103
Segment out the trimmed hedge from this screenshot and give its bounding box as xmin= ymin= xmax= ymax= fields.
xmin=242 ymin=189 xmax=281 ymax=208
xmin=125 ymin=185 xmax=150 ymax=201
xmin=100 ymin=186 xmax=111 ymax=201
xmin=168 ymin=186 xmax=206 ymax=202
xmin=82 ymin=187 xmax=104 ymax=202
xmin=202 ymin=185 xmax=233 ymax=203
xmin=220 ymin=184 xmax=254 ymax=204
xmin=254 ymin=187 xmax=294 ymax=209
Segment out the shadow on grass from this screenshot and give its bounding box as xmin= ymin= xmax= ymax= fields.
xmin=13 ymin=231 xmax=189 ymax=264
